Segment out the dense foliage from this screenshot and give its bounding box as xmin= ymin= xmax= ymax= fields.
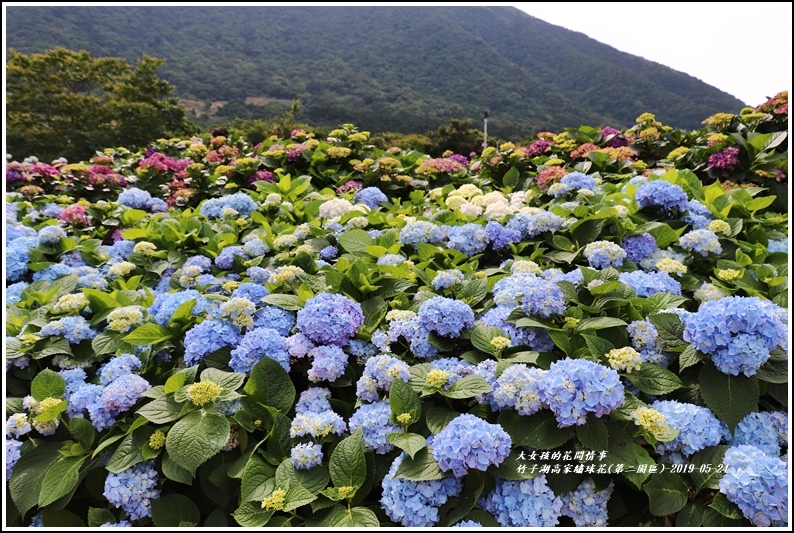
xmin=4 ymin=91 xmax=789 ymax=528
xmin=6 ymin=48 xmax=192 ymax=163
xmin=5 ymin=6 xmax=745 ymax=135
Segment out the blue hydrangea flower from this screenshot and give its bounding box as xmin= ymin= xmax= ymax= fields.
xmin=290 ymin=442 xmax=324 ymax=470
xmin=417 ymin=297 xmax=475 ymax=338
xmin=584 ymin=240 xmax=627 ymax=269
xmin=347 ymin=339 xmax=379 ymax=365
xmin=7 ymin=281 xmax=29 ymax=305
xmin=506 ymin=211 xmax=565 ymax=239
xmin=627 ymin=318 xmax=670 ymax=367
xmin=39 ymin=315 xmax=97 ymax=344
xmin=99 ymin=354 xmax=143 ymax=386
xmin=6 ymin=413 xmax=32 ymax=438
xmin=242 ymin=238 xmax=269 ymax=259
xmin=542 ymin=268 xmax=584 ymax=285
xmin=380 ymin=453 xmax=463 ymax=527
xmin=103 ymin=460 xmax=160 ymax=520
xmin=6 ymin=438 xmax=22 ymax=480
xmin=452 ymin=520 xmax=482 ymax=527
xmin=651 ymin=400 xmax=724 ymax=456
xmin=59 ymin=368 xmax=87 ymax=398
xmin=480 ymin=476 xmax=563 ymax=527
xmin=297 ymin=292 xmax=364 ymax=346
xmin=37 ymin=225 xmax=66 ymax=244
xmin=618 ymin=270 xmax=681 ymax=297
xmin=306 ymin=345 xmax=348 ymax=383
xmin=251 ymin=306 xmax=295 ymax=336
xmin=767 ymin=239 xmax=788 ymax=254
xmin=319 ymin=246 xmax=338 ymax=261
xmin=682 ymin=199 xmax=713 ymax=229
xmin=682 ymin=296 xmax=787 ymax=376
xmin=354 ymin=187 xmax=388 ymax=208
xmin=432 ymin=414 xmax=511 ymax=477
xmin=32 ymin=263 xmax=74 ymax=282
xmin=560 ymin=171 xmax=598 ymax=191
xmin=377 ymin=254 xmax=407 ymax=266
xmin=493 ymin=273 xmax=538 ymax=308
xmin=560 ymin=478 xmax=613 ymax=527
xmin=478 ymin=306 xmax=554 ymax=352
xmin=7 ymin=236 xmax=38 ymax=281
xmin=100 ymin=521 xmax=132 ymax=527
xmin=230 ymin=282 xmax=268 ymax=304
xmin=149 ymin=290 xmax=207 ymax=326
xmin=118 ymin=187 xmax=152 ymax=209
xmin=146 ymin=198 xmax=168 ymax=213
xmin=428 ymin=357 xmax=473 ymax=386
xmin=399 ymin=220 xmax=445 ymax=246
xmin=731 ymin=412 xmax=787 ymax=456
xmin=484 ymin=220 xmax=521 ymax=250
xmin=183 ymin=320 xmax=242 ymax=366
xmin=67 ymin=383 xmax=102 ymax=418
xmin=520 ymin=277 xmax=566 ymax=317
xmin=679 ymin=229 xmax=722 ymax=256
xmin=200 ymin=192 xmax=258 ymax=217
xmin=40 ymin=203 xmax=63 ymax=218
xmin=622 ymin=234 xmax=659 ymax=264
xmin=635 ymin=180 xmax=688 ymax=213
xmin=230 ymin=327 xmax=289 ymax=373
xmin=348 ymin=400 xmax=400 ymax=453
xmin=432 ymin=269 xmax=464 ymax=290
xmin=215 ymin=245 xmax=246 ymax=269
xmin=719 ymin=445 xmax=788 ymax=527
xmin=295 ymin=387 xmax=333 ymax=414
xmin=184 ymin=255 xmax=212 ymax=272
xmin=538 ymin=358 xmax=624 ymax=427
xmin=290 ymin=410 xmax=346 ymax=439
xmin=246 ymin=266 xmax=271 ymax=284
xmin=356 ymin=354 xmax=411 ymax=402
xmin=447 ymin=224 xmax=490 ymax=256
xmin=493 ymin=364 xmax=546 ymax=415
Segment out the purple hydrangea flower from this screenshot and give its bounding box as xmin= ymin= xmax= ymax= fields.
xmin=297 ymin=292 xmax=364 ymax=346
xmin=417 ymin=297 xmax=475 ymax=338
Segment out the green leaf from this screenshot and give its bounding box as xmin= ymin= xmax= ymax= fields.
xmin=514 ymin=316 xmax=556 ymax=329
xmin=394 ymin=446 xmax=445 ymax=481
xmin=648 ymin=224 xmax=682 ymax=248
xmin=444 ymin=375 xmax=493 ymax=399
xmin=151 ymin=494 xmax=201 ymax=527
xmin=425 ymin=406 xmax=458 ymax=434
xmin=690 ymin=446 xmax=729 ymax=492
xmin=623 ymin=363 xmax=683 ymax=395
xmin=283 ymin=483 xmax=317 ymax=512
xmin=9 ymin=442 xmax=62 ymax=517
xmin=643 ymin=472 xmax=689 ymax=516
xmin=386 ymin=432 xmax=426 ymax=460
xmin=337 ymin=229 xmax=373 ymax=253
xmin=87 ymin=508 xmax=117 ymax=528
xmin=647 ymin=312 xmax=687 ymax=348
xmin=106 ymin=429 xmax=151 ymax=473
xmin=676 ymin=503 xmax=705 ymax=527
xmin=233 ymin=502 xmax=274 ymax=527
xmin=709 ymin=492 xmax=744 ymax=519
xmin=754 ymin=354 xmax=789 ymax=384
xmin=164 ymin=372 xmax=186 ymax=395
xmin=699 ymin=362 xmax=759 ymax=432
xmin=374 ymin=278 xmax=414 ymax=299
xmin=261 ymin=293 xmax=303 ymax=311
xmin=123 ymin=324 xmax=173 ymax=346
xmin=201 ymin=367 xmax=246 ymax=391
xmin=572 ymin=219 xmax=605 ymax=248
xmin=547 ymin=329 xmax=572 ymax=355
xmin=702 ymin=507 xmax=746 ymax=527
xmin=91 ymin=331 xmax=124 ymax=356
xmin=165 ymin=411 xmax=230 ymax=472
xmin=497 ymin=410 xmax=574 ymax=450
xmin=458 ymin=277 xmax=488 ymax=306
xmin=361 ymin=295 xmax=388 ymax=332
xmin=41 ymin=509 xmax=85 ymax=527
xmin=605 ymin=428 xmax=655 ymax=489
xmin=243 ymin=355 xmax=296 ymax=414
xmin=38 ymin=456 xmax=85 ymax=507
xmin=329 ymin=429 xmax=367 ymax=490
xmin=137 ymin=395 xmax=191 ymax=424
xmin=488 ymin=453 xmax=542 ymax=481
xmin=33 ymin=399 xmax=67 ymax=422
xmin=68 ymin=417 xmax=95 ymax=450
xmin=240 ymin=457 xmax=275 ymax=502
xmin=678 ymin=345 xmax=705 ymax=371
xmin=389 ymin=378 xmax=421 ymax=426
xmin=576 ymin=416 xmax=609 ymax=451
xmin=575 ymin=317 xmax=627 ymax=331
xmin=470 ymin=325 xmax=506 ymax=355
xmin=30 ymin=369 xmax=66 ymax=401
xmin=581 ymin=334 xmax=615 ymax=358
xmin=502 ymin=166 xmax=519 ymax=188
xmin=328 ymin=507 xmax=380 ymax=527
xmin=162 ymin=451 xmax=195 ymax=484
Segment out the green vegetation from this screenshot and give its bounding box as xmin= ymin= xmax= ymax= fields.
xmin=5 ymin=6 xmax=745 ymax=138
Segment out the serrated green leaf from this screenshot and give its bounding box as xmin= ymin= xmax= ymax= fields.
xmin=233 ymin=502 xmax=274 ymax=527
xmin=581 ymin=334 xmax=615 ymax=358
xmin=678 ymin=344 xmax=705 ymax=371
xmin=386 ymin=432 xmax=426 ymax=459
xmin=91 ymin=331 xmax=125 ymax=356
xmin=444 ymin=375 xmax=492 ymax=399
xmin=337 ymin=229 xmax=373 ymax=253
xmin=575 ymin=316 xmax=627 ymax=331
xmin=122 ymin=324 xmax=173 ymax=346
xmin=329 ymin=429 xmax=367 ymax=490
xmin=9 ymin=442 xmax=62 ymax=517
xmin=30 ymin=369 xmax=66 ymax=401
xmin=137 ymin=395 xmax=192 ymax=424
xmin=576 ymin=416 xmax=609 ymax=451
xmin=425 ymin=406 xmax=458 ymax=434
xmin=164 ymin=372 xmax=186 ymax=395
xmin=165 ymin=411 xmax=230 ymax=472
xmin=389 ymin=378 xmax=421 ymax=426
xmin=643 ymin=472 xmax=688 ymax=516
xmin=68 ymin=417 xmax=95 ymax=450
xmin=503 ymin=166 xmax=520 ymax=188
xmin=648 ymin=312 xmax=687 ymax=348
xmin=699 ymin=362 xmax=759 ymax=433
xmin=328 ymin=506 xmax=379 ymax=527
xmin=201 ymin=367 xmax=246 ymax=391
xmin=38 ymin=456 xmax=85 ymax=507
xmin=394 ymin=446 xmax=445 ymax=481
xmin=106 ymin=429 xmax=152 ymax=473
xmin=623 ymin=363 xmax=683 ymax=395
xmin=498 ymin=409 xmax=574 ymax=450
xmin=151 ymin=494 xmax=201 ymax=527
xmin=87 ymin=508 xmax=117 ymax=528
xmin=458 ymin=277 xmax=488 ymax=306
xmin=243 ymin=355 xmax=296 ymax=414
xmin=241 ymin=457 xmax=275 ymax=502
xmin=261 ymin=294 xmax=303 ymax=310
xmin=708 ymin=492 xmax=744 ymax=519
xmin=676 ymin=503 xmax=705 ymax=527
xmin=283 ymin=483 xmax=317 ymax=512
xmin=470 ymin=325 xmax=506 ymax=355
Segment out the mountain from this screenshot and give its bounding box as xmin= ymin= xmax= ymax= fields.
xmin=4 ymin=6 xmax=745 ymax=137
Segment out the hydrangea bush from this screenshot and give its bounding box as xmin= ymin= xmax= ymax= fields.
xmin=4 ymin=94 xmax=789 ymax=527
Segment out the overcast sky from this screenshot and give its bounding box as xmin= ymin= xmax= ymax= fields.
xmin=514 ymin=2 xmax=792 ymax=106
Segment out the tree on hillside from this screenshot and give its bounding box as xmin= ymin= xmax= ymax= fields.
xmin=427 ymin=118 xmax=483 ymax=157
xmin=6 ymin=48 xmax=193 ymax=162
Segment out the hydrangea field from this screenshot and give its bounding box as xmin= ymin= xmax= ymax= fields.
xmin=4 ymin=91 xmax=789 ymax=527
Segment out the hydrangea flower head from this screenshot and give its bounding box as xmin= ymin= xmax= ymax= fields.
xmin=561 ymin=478 xmax=613 ymax=526
xmin=297 ymin=292 xmax=364 ymax=346
xmin=290 ymin=442 xmax=323 ymax=470
xmin=719 ymin=445 xmax=788 ymax=527
xmin=492 ymin=364 xmax=546 ymax=415
xmin=103 ymin=461 xmax=160 ymax=520
xmin=417 ymin=297 xmax=475 ymax=338
xmin=480 ymin=476 xmax=563 ymax=526
xmin=584 ymin=240 xmax=627 ymax=269
xmin=679 ymin=229 xmax=722 ymax=256
xmin=183 ymin=319 xmax=242 ymax=366
xmin=354 ymin=187 xmax=388 ymax=208
xmin=447 ymin=224 xmax=490 ymax=256
xmin=432 ymin=414 xmax=511 ymax=477
xmin=230 ymin=327 xmax=289 ymax=373
xmin=348 ymin=400 xmax=400 ymax=453
xmin=356 ymin=354 xmax=411 ymax=402
xmin=520 ymin=277 xmax=566 ymax=317
xmin=650 ymin=400 xmax=724 ymax=456
xmin=635 ymin=180 xmax=688 ymax=213
xmin=618 ymin=270 xmax=681 ymax=297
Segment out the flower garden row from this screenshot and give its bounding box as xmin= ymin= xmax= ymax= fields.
xmin=4 ymin=91 xmax=789 ymax=527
